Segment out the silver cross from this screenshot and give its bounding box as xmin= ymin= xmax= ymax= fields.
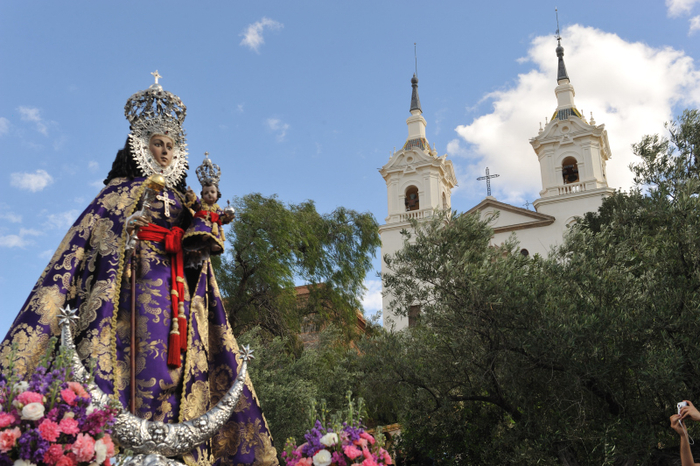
xmin=151 ymin=70 xmax=162 ymax=84
xmin=156 ymin=193 xmax=176 ymax=217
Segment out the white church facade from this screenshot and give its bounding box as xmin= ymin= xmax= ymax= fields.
xmin=380 ymin=38 xmax=615 ymax=330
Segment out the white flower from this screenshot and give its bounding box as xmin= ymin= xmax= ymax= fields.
xmin=13 ymin=459 xmax=36 ymax=466
xmin=86 ymin=405 xmax=95 ymax=416
xmin=320 ymin=432 xmax=338 ymax=447
xmin=94 ymin=439 xmax=108 ymax=464
xmin=62 ymin=411 xmax=75 ymax=419
xmin=12 ymin=382 xmax=28 ymax=394
xmin=313 ymin=449 xmax=332 ymax=466
xmin=21 ymin=402 xmax=44 ymax=421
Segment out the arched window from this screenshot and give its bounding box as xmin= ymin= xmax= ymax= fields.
xmin=405 ymin=186 xmax=420 ymax=211
xmin=562 ymin=156 xmax=579 ymax=184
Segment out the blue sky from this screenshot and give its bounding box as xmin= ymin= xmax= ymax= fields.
xmin=1 ymin=0 xmax=700 ymax=335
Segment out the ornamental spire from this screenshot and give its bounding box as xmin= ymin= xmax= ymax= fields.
xmin=410 ymin=74 xmax=422 ymax=114
xmin=555 ymin=8 xmax=569 ymax=84
xmin=556 ymin=38 xmax=570 ymax=84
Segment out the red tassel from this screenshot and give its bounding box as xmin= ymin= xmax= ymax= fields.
xmin=168 ymin=320 xmax=181 ymax=367
xmin=179 ymin=315 xmax=187 ymax=351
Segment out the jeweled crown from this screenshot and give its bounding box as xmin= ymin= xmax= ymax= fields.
xmin=196 ymin=153 xmax=221 ymax=187
xmin=124 ymin=71 xmax=186 ymax=129
xmin=125 ymin=71 xmax=189 ymax=187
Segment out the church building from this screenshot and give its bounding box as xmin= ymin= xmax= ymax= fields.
xmin=379 ymin=37 xmax=615 ymax=331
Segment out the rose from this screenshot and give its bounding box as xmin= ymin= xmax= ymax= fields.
xmin=0 ymin=428 xmax=21 ymax=453
xmin=319 ymin=433 xmax=338 ymax=447
xmin=21 ymin=403 xmax=45 ymax=421
xmin=313 ymin=449 xmax=332 ymax=466
xmin=12 ymin=382 xmax=28 ymax=394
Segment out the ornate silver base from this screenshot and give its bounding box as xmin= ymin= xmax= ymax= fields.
xmin=122 ymin=454 xmax=186 ymax=466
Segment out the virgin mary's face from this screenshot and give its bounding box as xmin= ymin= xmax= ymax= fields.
xmin=149 ymin=135 xmax=175 ymax=168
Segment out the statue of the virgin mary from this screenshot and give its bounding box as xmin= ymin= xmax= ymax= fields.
xmin=0 ymin=74 xmax=278 ymax=466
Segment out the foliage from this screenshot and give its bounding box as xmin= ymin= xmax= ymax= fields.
xmin=237 ymin=326 xmax=366 ymax=457
xmin=368 ymin=110 xmax=700 ymax=465
xmin=214 ymin=193 xmax=380 ymax=346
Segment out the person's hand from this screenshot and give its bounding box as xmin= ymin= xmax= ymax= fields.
xmin=221 ymin=211 xmax=235 ymax=224
xmin=211 ymin=243 xmax=222 ymax=253
xmin=126 ymin=213 xmax=149 ymax=235
xmin=680 ymin=400 xmax=700 ymax=422
xmin=671 ymin=414 xmax=686 ymax=436
xmin=186 ymin=186 xmax=197 ymax=204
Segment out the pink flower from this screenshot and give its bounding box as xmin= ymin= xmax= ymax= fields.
xmin=343 ymin=445 xmax=363 ymax=460
xmin=354 ymin=438 xmax=368 ymax=448
xmin=0 ymin=413 xmax=15 ymax=428
xmin=379 ymin=448 xmax=393 ymax=465
xmin=61 ymin=389 xmax=77 ymax=406
xmin=297 ymin=458 xmax=313 ymax=466
xmin=43 ymin=444 xmax=65 ymax=465
xmin=15 ymin=391 xmax=43 ymax=405
xmin=67 ymin=382 xmax=89 ymax=399
xmin=0 ymin=427 xmax=21 ymax=453
xmin=39 ymin=418 xmax=61 ymax=442
xmin=57 ymin=453 xmax=77 ymax=466
xmin=59 ymin=418 xmax=80 ymax=435
xmin=361 ymin=458 xmax=378 ymax=466
xmin=362 ymin=447 xmax=372 ymax=460
xmin=360 ymin=432 xmax=375 ymax=445
xmin=72 ymin=433 xmax=96 ymax=462
xmin=100 ymin=435 xmax=115 ymax=457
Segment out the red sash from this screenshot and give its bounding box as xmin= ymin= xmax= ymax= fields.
xmin=137 ymin=224 xmax=187 ymax=367
xmin=194 ymin=210 xmax=222 ymax=226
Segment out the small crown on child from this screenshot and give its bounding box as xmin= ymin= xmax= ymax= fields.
xmin=196 ymin=152 xmax=222 ymax=186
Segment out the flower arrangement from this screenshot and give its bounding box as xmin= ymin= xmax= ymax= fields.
xmin=282 ymin=393 xmax=392 ymax=466
xmin=0 ymin=340 xmax=118 ymax=466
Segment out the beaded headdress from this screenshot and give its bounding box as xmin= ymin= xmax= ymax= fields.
xmin=196 ymin=152 xmax=221 ymax=187
xmin=125 ymin=71 xmax=189 ymax=187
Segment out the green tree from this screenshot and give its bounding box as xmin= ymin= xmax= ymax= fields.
xmin=368 ymin=110 xmax=700 ymax=465
xmin=214 ymin=193 xmax=380 ymax=345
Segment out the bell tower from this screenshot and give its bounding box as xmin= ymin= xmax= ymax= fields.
xmin=378 ymin=74 xmax=457 ymax=330
xmin=530 ymin=36 xmax=615 ymax=220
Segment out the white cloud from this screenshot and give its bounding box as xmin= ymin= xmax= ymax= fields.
xmin=0 ymin=117 xmax=9 ymax=136
xmin=0 ymin=228 xmax=41 ymax=248
xmin=10 ymin=170 xmax=54 ymax=192
xmin=266 ymin=118 xmax=290 ymax=142
xmin=237 ymin=104 xmax=244 ymax=113
xmin=38 ymin=249 xmax=54 ymax=260
xmin=361 ymin=279 xmax=383 ymax=316
xmin=667 ymin=0 xmax=700 ymax=16
xmin=45 ymin=210 xmax=79 ymax=230
xmin=88 ymin=161 xmax=99 ymax=172
xmin=239 ymin=17 xmax=283 ymax=53
xmin=690 ymin=15 xmax=700 ymax=34
xmin=454 ymin=25 xmax=700 ymax=205
xmin=17 ymin=106 xmax=47 ymax=136
xmin=0 ymin=212 xmax=22 ymax=223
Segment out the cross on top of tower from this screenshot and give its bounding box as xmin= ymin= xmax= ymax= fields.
xmin=151 ymin=70 xmax=162 ymax=85
xmin=476 ymin=167 xmax=499 ymax=197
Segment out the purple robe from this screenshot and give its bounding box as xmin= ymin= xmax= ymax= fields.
xmin=0 ymin=177 xmax=278 ymax=466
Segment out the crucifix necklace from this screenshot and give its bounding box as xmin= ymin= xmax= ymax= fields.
xmin=156 ymin=193 xmax=176 ymax=217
